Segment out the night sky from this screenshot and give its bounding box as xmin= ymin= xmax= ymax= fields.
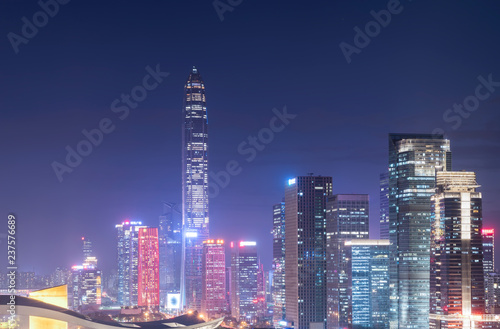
xmin=1 ymin=0 xmax=499 ymax=275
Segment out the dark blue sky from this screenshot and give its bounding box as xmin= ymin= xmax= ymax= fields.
xmin=1 ymin=0 xmax=499 ymax=275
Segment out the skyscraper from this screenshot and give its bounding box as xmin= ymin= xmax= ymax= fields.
xmin=388 ymin=133 xmax=451 ymax=329
xmin=202 ymin=239 xmax=226 ymax=319
xmin=138 ymin=227 xmax=160 ymax=310
xmin=345 ymin=239 xmax=390 ymax=329
xmin=159 ymin=202 xmax=182 ymax=308
xmin=285 ymin=175 xmax=332 ymax=329
xmin=272 ymin=201 xmax=286 ymax=325
xmin=231 ymin=241 xmax=260 ymax=323
xmin=326 ymin=194 xmax=370 ymax=329
xmin=379 ymin=172 xmax=389 ymax=240
xmin=116 ymin=220 xmax=146 ymax=306
xmin=182 ymin=66 xmax=209 ymax=311
xmin=82 ymin=237 xmax=92 ymax=260
xmin=483 ymin=228 xmax=495 ymax=313
xmin=429 ymin=171 xmax=484 ymax=328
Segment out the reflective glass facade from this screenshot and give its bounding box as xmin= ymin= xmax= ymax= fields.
xmin=285 ymin=175 xmax=332 ymax=329
xmin=429 ymin=171 xmax=484 ymax=328
xmin=326 ymin=194 xmax=370 ymax=329
xmin=272 ymin=201 xmax=286 ymax=325
xmin=388 ymin=133 xmax=451 ymax=329
xmin=182 ymin=67 xmax=209 ymax=311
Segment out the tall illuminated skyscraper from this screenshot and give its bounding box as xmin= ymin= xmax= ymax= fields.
xmin=231 ymin=241 xmax=260 ymax=323
xmin=379 ymin=172 xmax=389 ymax=240
xmin=272 ymin=201 xmax=286 ymax=325
xmin=202 ymin=239 xmax=226 ymax=319
xmin=388 ymin=133 xmax=451 ymax=329
xmin=138 ymin=227 xmax=160 ymax=310
xmin=483 ymin=228 xmax=495 ymax=313
xmin=159 ymin=202 xmax=182 ymax=308
xmin=326 ymin=194 xmax=370 ymax=329
xmin=429 ymin=171 xmax=484 ymax=328
xmin=116 ymin=220 xmax=146 ymax=306
xmin=181 ymin=66 xmax=209 ymax=311
xmin=285 ymin=175 xmax=332 ymax=329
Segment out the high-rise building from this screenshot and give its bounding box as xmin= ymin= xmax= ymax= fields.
xmin=182 ymin=66 xmax=210 ymax=311
xmin=430 ymin=171 xmax=485 ymax=328
xmin=272 ymin=201 xmax=286 ymax=325
xmin=225 ymin=267 xmax=232 ymax=314
xmin=379 ymin=172 xmax=389 ymax=240
xmin=345 ymin=239 xmax=390 ymax=329
xmin=138 ymin=227 xmax=160 ymax=310
xmin=486 ymin=272 xmax=500 ymax=314
xmin=69 ymin=264 xmax=102 ymax=313
xmin=231 ymin=241 xmax=260 ymax=323
xmin=326 ymin=194 xmax=370 ymax=329
xmin=159 ymin=202 xmax=182 ymax=308
xmin=82 ymin=237 xmax=92 ymax=260
xmin=484 ymin=228 xmax=496 ymax=313
xmin=285 ymin=175 xmax=333 ymax=329
xmin=483 ymin=229 xmax=495 ymax=274
xmin=116 ymin=220 xmax=147 ymax=306
xmin=388 ymin=133 xmax=451 ymax=329
xmin=202 ymin=239 xmax=226 ymax=319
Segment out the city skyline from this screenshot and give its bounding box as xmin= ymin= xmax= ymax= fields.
xmin=1 ymin=0 xmax=499 ymax=283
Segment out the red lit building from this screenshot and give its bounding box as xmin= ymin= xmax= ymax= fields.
xmin=138 ymin=228 xmax=160 ymax=310
xmin=202 ymin=239 xmax=226 ymax=319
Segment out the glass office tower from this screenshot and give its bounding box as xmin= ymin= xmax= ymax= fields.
xmin=379 ymin=173 xmax=390 ymax=240
xmin=272 ymin=201 xmax=286 ymax=326
xmin=346 ymin=239 xmax=390 ymax=329
xmin=285 ymin=175 xmax=332 ymax=329
xmin=202 ymin=239 xmax=226 ymax=319
xmin=116 ymin=220 xmax=147 ymax=307
xmin=388 ymin=133 xmax=451 ymax=329
xmin=326 ymin=194 xmax=370 ymax=329
xmin=159 ymin=202 xmax=182 ymax=308
xmin=181 ymin=67 xmax=209 ymax=310
xmin=138 ymin=228 xmax=160 ymax=310
xmin=429 ymin=171 xmax=484 ymax=328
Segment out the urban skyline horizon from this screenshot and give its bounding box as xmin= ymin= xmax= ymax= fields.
xmin=1 ymin=1 xmax=499 ymax=298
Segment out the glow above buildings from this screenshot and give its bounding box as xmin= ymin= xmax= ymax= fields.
xmin=239 ymin=241 xmax=256 ymax=247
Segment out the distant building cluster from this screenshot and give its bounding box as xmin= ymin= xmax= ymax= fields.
xmin=2 ymin=70 xmax=499 ymax=329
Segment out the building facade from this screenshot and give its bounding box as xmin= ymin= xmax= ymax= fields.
xmin=159 ymin=202 xmax=182 ymax=308
xmin=388 ymin=133 xmax=451 ymax=329
xmin=326 ymin=194 xmax=370 ymax=329
xmin=379 ymin=172 xmax=390 ymax=240
xmin=231 ymin=241 xmax=260 ymax=323
xmin=272 ymin=201 xmax=286 ymax=325
xmin=116 ymin=220 xmax=146 ymax=306
xmin=346 ymin=239 xmax=390 ymax=329
xmin=182 ymin=66 xmax=210 ymax=311
xmin=138 ymin=227 xmax=160 ymax=310
xmin=429 ymin=171 xmax=485 ymax=328
xmin=202 ymin=239 xmax=227 ymax=319
xmin=285 ymin=175 xmax=332 ymax=329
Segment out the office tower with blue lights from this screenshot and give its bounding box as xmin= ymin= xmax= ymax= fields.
xmin=272 ymin=201 xmax=286 ymax=325
xmin=388 ymin=133 xmax=451 ymax=329
xmin=429 ymin=171 xmax=485 ymax=328
xmin=345 ymin=239 xmax=390 ymax=329
xmin=285 ymin=175 xmax=332 ymax=329
xmin=231 ymin=241 xmax=260 ymax=322
xmin=116 ymin=220 xmax=147 ymax=306
xmin=202 ymin=239 xmax=226 ymax=319
xmin=159 ymin=202 xmax=182 ymax=308
xmin=379 ymin=172 xmax=390 ymax=240
xmin=181 ymin=66 xmax=209 ymax=311
xmin=326 ymin=194 xmax=370 ymax=329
